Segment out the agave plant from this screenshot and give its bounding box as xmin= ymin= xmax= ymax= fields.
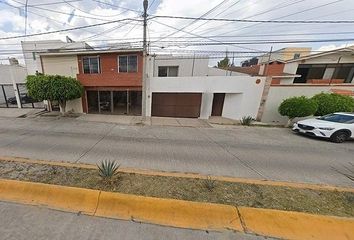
xmin=203 ymin=175 xmax=217 ymax=192
xmin=97 ymin=160 xmax=120 ymax=179
xmin=240 ymin=116 xmax=255 ymax=126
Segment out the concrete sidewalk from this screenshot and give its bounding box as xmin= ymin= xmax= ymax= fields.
xmin=0 ymin=201 xmax=268 ymax=240
xmin=77 ymin=114 xmax=211 ymax=128
xmin=0 ymin=108 xmax=44 ymax=118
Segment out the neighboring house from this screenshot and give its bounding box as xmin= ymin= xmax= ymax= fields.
xmin=21 ymin=39 xmax=92 ymax=75
xmin=257 ymin=46 xmax=354 ymax=124
xmin=40 ymin=48 xmax=143 ymax=114
xmin=257 ymin=47 xmax=312 ymax=64
xmin=0 ymin=58 xmax=42 ymax=109
xmin=146 ymin=55 xmax=266 ymax=119
xmin=0 ymin=60 xmax=27 ymax=84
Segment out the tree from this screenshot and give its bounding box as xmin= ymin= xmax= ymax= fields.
xmin=311 ymin=93 xmax=354 ymax=116
xmin=216 ymin=56 xmax=231 ymax=69
xmin=26 ymin=74 xmax=83 ymax=114
xmin=278 ymin=96 xmax=318 ymax=127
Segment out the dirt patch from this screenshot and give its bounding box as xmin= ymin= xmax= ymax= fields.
xmin=0 ymin=160 xmax=353 ymax=217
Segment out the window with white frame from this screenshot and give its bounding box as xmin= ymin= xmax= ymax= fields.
xmin=83 ymin=56 xmax=100 ymax=74
xmin=119 ymin=55 xmax=138 ymax=72
xmin=158 ymin=66 xmax=179 ymax=77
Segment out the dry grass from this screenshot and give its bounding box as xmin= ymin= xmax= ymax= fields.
xmin=0 ymin=161 xmax=353 ymax=217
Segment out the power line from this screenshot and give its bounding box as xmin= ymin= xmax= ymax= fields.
xmin=9 ymin=0 xmax=121 ymax=22
xmin=181 ymin=0 xmax=243 ymax=35
xmin=151 ymin=19 xmax=262 ymax=52
xmin=0 ymin=18 xmax=142 ymax=40
xmin=150 ymin=15 xmax=354 ymax=24
xmin=218 ymin=0 xmax=345 ymax=36
xmin=195 ymin=0 xmax=307 ymax=35
xmin=91 ymin=0 xmax=142 ymax=14
xmin=148 ymin=38 xmax=354 ymax=46
xmin=26 ymin=0 xmax=82 ymax=7
xmin=63 ymin=0 xmax=130 ymax=18
xmin=151 ymin=0 xmax=230 ymax=42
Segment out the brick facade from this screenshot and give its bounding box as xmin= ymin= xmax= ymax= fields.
xmin=76 ymin=51 xmax=143 ymax=87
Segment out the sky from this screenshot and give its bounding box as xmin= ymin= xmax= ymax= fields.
xmin=1 ymin=0 xmax=354 ymax=65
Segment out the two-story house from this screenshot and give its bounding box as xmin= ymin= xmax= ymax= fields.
xmin=254 ymin=46 xmax=354 ymax=123
xmin=40 ymin=49 xmax=143 ymax=115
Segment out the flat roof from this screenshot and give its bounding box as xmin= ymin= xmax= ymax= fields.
xmin=39 ymin=48 xmax=143 ymax=56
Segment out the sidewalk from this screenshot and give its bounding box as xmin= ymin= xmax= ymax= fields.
xmin=0 ymin=108 xmax=45 ymax=118
xmin=77 ymin=114 xmax=211 ymax=128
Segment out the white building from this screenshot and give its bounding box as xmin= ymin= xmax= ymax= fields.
xmin=0 ymin=62 xmax=27 ymax=84
xmin=146 ymin=55 xmax=265 ymax=120
xmin=21 ymin=39 xmax=91 ymax=75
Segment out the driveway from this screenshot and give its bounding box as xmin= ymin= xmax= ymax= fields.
xmin=0 ymin=116 xmax=353 ymax=187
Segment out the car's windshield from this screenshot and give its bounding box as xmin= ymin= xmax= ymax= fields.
xmin=318 ymin=114 xmax=354 ymax=124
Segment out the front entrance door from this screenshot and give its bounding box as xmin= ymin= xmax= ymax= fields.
xmin=211 ymin=93 xmax=225 ymax=116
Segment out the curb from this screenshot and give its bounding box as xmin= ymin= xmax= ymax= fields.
xmin=0 ymin=179 xmax=353 ymax=240
xmin=1 ymin=156 xmax=354 ymax=193
xmin=0 ymin=179 xmax=241 ymax=232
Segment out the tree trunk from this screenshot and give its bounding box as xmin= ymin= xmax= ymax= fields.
xmin=58 ymin=100 xmax=66 ymax=115
xmin=285 ymin=118 xmax=293 ymax=128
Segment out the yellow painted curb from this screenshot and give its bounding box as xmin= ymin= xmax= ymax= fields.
xmin=239 ymin=207 xmax=354 ymax=240
xmin=0 ymin=179 xmax=99 ymax=215
xmin=1 ymin=156 xmax=353 ymax=193
xmin=96 ymin=191 xmax=242 ymax=231
xmin=0 ymin=179 xmax=241 ymax=232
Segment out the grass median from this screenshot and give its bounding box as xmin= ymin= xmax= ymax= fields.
xmin=0 ymin=160 xmax=353 ymax=218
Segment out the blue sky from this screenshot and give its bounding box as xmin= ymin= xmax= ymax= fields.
xmin=1 ymin=0 xmax=354 ymax=64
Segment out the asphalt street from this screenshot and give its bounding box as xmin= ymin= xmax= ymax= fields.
xmin=0 ymin=116 xmax=353 ymax=187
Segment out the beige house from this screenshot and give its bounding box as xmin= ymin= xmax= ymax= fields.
xmin=257 ymin=47 xmax=312 ymax=64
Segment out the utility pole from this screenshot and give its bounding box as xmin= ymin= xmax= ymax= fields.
xmin=264 ymin=46 xmax=273 ymax=75
xmin=142 ymin=0 xmax=148 ymax=120
xmin=9 ymin=63 xmax=21 ymax=109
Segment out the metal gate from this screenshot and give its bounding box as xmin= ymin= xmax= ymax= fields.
xmin=0 ymin=83 xmax=44 ymax=109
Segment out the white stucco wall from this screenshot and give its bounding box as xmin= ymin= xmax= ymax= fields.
xmin=207 ymin=67 xmax=248 ymax=76
xmin=153 ymin=56 xmax=209 ymax=77
xmin=148 ymin=76 xmax=265 ymax=120
xmin=0 ymin=65 xmax=27 ymax=84
xmin=261 ymin=85 xmax=354 ymax=124
xmin=41 ymin=55 xmax=78 ymax=78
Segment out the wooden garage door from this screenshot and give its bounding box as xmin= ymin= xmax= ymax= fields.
xmin=152 ymin=93 xmax=202 ymax=118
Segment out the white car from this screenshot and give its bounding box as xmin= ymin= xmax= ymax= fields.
xmin=293 ymin=112 xmax=354 ymax=143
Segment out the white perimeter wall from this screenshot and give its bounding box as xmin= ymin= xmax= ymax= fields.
xmin=147 ymin=76 xmax=265 ymax=120
xmin=261 ymin=85 xmax=354 ymax=124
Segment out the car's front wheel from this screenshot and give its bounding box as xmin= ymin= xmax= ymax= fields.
xmin=330 ymin=131 xmax=350 ymax=143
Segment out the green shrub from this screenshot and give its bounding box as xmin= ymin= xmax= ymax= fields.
xmin=278 ymin=96 xmax=318 ymax=126
xmin=240 ymin=116 xmax=254 ymax=126
xmin=26 ymin=74 xmax=83 ymax=114
xmin=311 ymin=93 xmax=354 ymax=116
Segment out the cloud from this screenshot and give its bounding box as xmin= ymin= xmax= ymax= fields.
xmin=1 ymin=0 xmax=354 ymax=65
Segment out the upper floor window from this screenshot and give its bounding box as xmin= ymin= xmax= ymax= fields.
xmin=158 ymin=66 xmax=179 ymax=77
xmin=83 ymin=56 xmax=100 ymax=74
xmin=119 ymin=55 xmax=137 ymax=73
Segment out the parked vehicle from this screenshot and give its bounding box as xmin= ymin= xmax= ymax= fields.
xmin=293 ymin=113 xmax=354 ymax=143
xmin=7 ymin=93 xmax=33 ymax=104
